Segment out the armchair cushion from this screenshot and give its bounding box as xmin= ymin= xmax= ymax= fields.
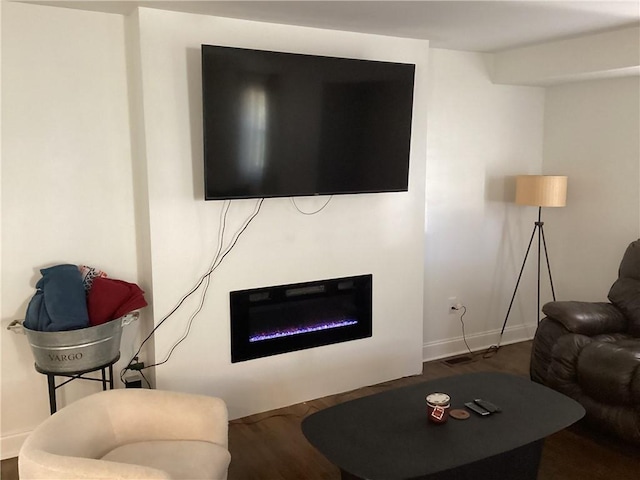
xmin=608 ymin=239 xmax=640 ymax=337
xmin=102 ymin=440 xmax=230 ymax=480
xmin=19 ymin=451 xmax=172 ymax=479
xmin=541 ymin=301 xmax=627 ymax=335
xmin=537 ymin=326 xmax=640 ymax=443
xmin=609 ymin=277 xmax=640 ymax=337
xmin=577 ymin=339 xmax=640 ymax=404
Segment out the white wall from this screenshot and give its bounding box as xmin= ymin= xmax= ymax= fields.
xmin=542 ymin=76 xmax=640 ymax=300
xmin=1 ymin=2 xmax=138 ymax=458
xmin=423 ymin=49 xmax=546 ymax=359
xmin=131 ymin=7 xmax=428 ymax=419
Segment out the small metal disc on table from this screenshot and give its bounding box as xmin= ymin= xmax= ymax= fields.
xmin=450 ymin=409 xmax=471 ymax=420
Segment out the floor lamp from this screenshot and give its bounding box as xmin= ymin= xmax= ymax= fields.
xmin=498 ymin=175 xmax=568 ymax=346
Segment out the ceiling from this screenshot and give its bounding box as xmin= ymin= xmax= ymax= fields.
xmin=27 ymin=1 xmax=640 ymax=52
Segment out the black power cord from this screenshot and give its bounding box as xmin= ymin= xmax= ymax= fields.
xmin=120 ymin=198 xmax=264 ymax=385
xmin=452 ymin=305 xmax=476 ymax=358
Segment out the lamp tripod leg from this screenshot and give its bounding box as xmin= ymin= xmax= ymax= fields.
xmin=499 ymin=222 xmax=538 ymax=341
xmin=537 ymin=208 xmax=542 ymax=328
xmin=539 ymin=224 xmax=556 ymax=302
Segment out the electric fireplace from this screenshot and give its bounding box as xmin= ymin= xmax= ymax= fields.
xmin=230 ymin=275 xmax=372 ymax=362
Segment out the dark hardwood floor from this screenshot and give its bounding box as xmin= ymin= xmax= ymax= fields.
xmin=3 ymin=341 xmax=638 ymax=479
xmin=226 ymin=341 xmax=639 ymax=480
xmin=1 ymin=457 xmax=18 ymax=480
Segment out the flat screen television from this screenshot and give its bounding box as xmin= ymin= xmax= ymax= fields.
xmin=201 ymin=45 xmax=416 ymax=200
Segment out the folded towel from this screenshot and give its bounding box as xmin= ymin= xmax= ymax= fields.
xmin=24 ymin=265 xmax=90 ymax=332
xmin=87 ymin=277 xmax=147 ymax=326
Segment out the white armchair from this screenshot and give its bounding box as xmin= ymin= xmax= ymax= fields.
xmin=19 ymin=389 xmax=231 ymax=479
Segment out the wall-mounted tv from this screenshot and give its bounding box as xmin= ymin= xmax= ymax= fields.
xmin=202 ymin=45 xmax=416 ymax=200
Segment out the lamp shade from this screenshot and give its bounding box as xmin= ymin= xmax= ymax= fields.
xmin=516 ymin=175 xmax=567 ymax=207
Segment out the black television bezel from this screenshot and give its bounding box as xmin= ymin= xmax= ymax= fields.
xmin=201 ymin=45 xmax=416 ymax=201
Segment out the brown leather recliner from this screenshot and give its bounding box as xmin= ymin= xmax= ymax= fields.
xmin=530 ymin=239 xmax=640 ymax=444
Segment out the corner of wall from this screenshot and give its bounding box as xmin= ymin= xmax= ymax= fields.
xmin=123 ymin=8 xmax=156 ymax=377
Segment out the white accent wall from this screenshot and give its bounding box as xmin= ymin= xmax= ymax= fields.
xmin=130 ymin=7 xmax=428 ymax=419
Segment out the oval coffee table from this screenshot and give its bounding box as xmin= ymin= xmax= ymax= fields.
xmin=302 ymin=372 xmax=584 ymax=480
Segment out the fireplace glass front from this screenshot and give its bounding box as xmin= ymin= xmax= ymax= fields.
xmin=230 ymin=274 xmax=372 ymax=362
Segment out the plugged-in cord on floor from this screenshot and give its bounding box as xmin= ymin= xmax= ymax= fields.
xmin=452 ymin=305 xmax=476 ymax=358
xmin=483 ymin=344 xmax=500 ymax=358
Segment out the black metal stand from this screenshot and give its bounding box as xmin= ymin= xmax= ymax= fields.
xmin=498 ymin=207 xmax=556 ymax=344
xmin=35 ymin=354 xmax=120 ymax=414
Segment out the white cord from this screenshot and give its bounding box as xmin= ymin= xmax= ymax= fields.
xmin=290 ymin=196 xmax=333 ymax=215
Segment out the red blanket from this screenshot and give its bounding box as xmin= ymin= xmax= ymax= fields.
xmin=87 ymin=277 xmax=147 ymax=326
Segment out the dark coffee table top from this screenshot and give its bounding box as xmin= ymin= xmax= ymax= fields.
xmin=302 ymin=372 xmax=585 ymax=480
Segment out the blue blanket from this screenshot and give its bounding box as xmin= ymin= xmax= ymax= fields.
xmin=24 ymin=265 xmax=90 ymax=332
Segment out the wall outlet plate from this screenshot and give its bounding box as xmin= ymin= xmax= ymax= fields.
xmin=449 ymin=297 xmax=458 ymax=314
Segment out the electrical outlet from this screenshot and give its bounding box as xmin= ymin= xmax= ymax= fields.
xmin=124 ymin=372 xmax=143 ymax=388
xmin=449 ymin=297 xmax=458 ymax=315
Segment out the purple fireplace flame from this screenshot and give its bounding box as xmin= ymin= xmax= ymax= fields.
xmin=249 ymin=318 xmax=359 ymax=342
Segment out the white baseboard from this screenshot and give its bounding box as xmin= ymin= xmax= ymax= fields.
xmin=422 ymin=323 xmax=536 ymax=363
xmin=1 ymin=431 xmax=29 ymax=460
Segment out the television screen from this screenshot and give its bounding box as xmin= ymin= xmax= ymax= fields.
xmin=202 ymin=45 xmax=415 ymax=200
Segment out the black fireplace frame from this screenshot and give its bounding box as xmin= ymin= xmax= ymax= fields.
xmin=230 ymin=274 xmax=372 ymax=363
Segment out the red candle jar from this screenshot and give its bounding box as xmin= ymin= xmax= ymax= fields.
xmin=426 ymin=393 xmax=451 ymax=424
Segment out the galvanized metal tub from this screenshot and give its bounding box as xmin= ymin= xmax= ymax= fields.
xmin=9 ymin=313 xmax=137 ymax=373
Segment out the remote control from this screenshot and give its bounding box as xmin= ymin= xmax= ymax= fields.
xmin=474 ymin=398 xmax=501 ymax=413
xmin=464 ymin=401 xmax=491 ymax=416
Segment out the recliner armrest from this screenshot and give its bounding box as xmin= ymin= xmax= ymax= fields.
xmin=542 ymin=301 xmax=627 ymax=336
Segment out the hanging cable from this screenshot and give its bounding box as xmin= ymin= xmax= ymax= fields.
xmin=120 ymin=198 xmax=264 ymax=384
xmin=456 ymin=306 xmax=475 ymax=357
xmin=145 ymin=199 xmax=262 ymax=369
xmin=290 ymin=196 xmax=333 ymax=215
